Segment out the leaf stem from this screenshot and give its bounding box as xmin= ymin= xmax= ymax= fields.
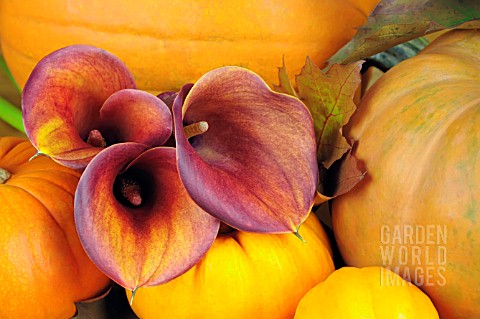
xmin=130 ymin=287 xmax=138 ymax=306
xmin=0 ymin=96 xmax=25 ymax=133
xmin=0 ymin=55 xmax=21 ymax=93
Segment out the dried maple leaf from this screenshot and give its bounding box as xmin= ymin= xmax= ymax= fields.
xmin=274 ymin=58 xmax=365 ymax=204
xmin=273 ymin=58 xmax=299 ymax=98
xmin=329 ymin=145 xmax=366 ymax=198
xmin=296 ymin=57 xmax=363 ymax=169
xmin=314 ymin=146 xmax=366 ymax=203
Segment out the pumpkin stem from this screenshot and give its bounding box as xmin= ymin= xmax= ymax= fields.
xmin=184 ymin=121 xmax=209 ymax=139
xmin=0 ymin=167 xmax=11 ymax=184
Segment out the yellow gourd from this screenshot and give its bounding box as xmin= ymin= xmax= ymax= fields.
xmin=126 ymin=213 xmax=334 ymax=319
xmin=295 ymin=267 xmax=439 ymax=319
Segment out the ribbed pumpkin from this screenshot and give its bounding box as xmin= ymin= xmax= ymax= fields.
xmin=0 ymin=137 xmax=110 ymax=319
xmin=295 ymin=267 xmax=439 ymax=318
xmin=332 ymin=29 xmax=480 ymax=319
xmin=126 ymin=213 xmax=334 ymax=319
xmin=0 ymin=0 xmax=378 ymax=94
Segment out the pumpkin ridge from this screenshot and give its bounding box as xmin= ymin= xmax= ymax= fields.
xmin=18 ymin=175 xmax=96 ymax=302
xmin=352 ymin=90 xmax=480 ymax=227
xmin=4 ymin=182 xmax=79 ymax=248
xmin=15 ymin=154 xmax=82 ymax=174
xmin=7 ymin=13 xmax=332 ymax=44
xmin=10 ymin=173 xmax=77 ymax=201
xmin=0 ymin=35 xmax=314 ymax=94
xmin=398 ymin=94 xmax=480 ymax=209
xmin=363 ymin=268 xmax=382 ymax=319
xmin=0 ymin=139 xmax=32 ymax=165
xmin=16 ymin=166 xmax=80 ymax=178
xmin=349 ymin=71 xmax=479 ymax=142
xmin=4 ymin=182 xmax=72 ymax=229
xmin=301 ymin=214 xmax=332 ymax=256
xmin=0 ymin=37 xmax=36 ymax=63
xmin=225 ymin=232 xmax=249 ymax=252
xmin=1 ymin=183 xmax=81 ymax=275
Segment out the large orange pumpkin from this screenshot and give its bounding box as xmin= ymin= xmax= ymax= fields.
xmin=0 ymin=137 xmax=110 ymax=319
xmin=332 ymin=29 xmax=480 ymax=319
xmin=126 ymin=213 xmax=334 ymax=319
xmin=0 ymin=0 xmax=378 ymax=94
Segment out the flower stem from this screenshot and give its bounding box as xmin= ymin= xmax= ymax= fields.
xmin=130 ymin=287 xmax=138 ymax=306
xmin=0 ymin=55 xmax=21 ymax=93
xmin=0 ymin=96 xmax=25 ymax=133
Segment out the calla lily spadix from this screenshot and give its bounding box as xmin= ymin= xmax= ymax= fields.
xmin=21 ymin=44 xmax=319 ymax=291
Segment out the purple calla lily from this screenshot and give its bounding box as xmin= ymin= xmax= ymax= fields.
xmin=173 ymin=67 xmax=318 ymax=234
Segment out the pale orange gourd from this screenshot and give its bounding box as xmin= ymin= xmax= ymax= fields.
xmin=0 ymin=137 xmax=110 ymax=319
xmin=295 ymin=267 xmax=439 ymax=318
xmin=126 ymin=213 xmax=335 ymax=319
xmin=332 ymin=30 xmax=480 ymax=319
xmin=0 ymin=0 xmax=379 ymax=94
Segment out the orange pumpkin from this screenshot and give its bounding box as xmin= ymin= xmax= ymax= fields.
xmin=295 ymin=267 xmax=439 ymax=318
xmin=126 ymin=213 xmax=334 ymax=319
xmin=332 ymin=29 xmax=480 ymax=318
xmin=0 ymin=0 xmax=379 ymax=94
xmin=0 ymin=137 xmax=110 ymax=319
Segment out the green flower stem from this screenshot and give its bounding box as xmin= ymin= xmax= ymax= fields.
xmin=0 ymin=96 xmax=24 ymax=133
xmin=0 ymin=55 xmax=21 ymax=93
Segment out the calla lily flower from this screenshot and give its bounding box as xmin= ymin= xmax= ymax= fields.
xmin=23 ymin=44 xmax=319 ymax=290
xmin=74 ymin=142 xmax=220 ymax=291
xmin=173 ymin=67 xmax=318 ymax=234
xmin=22 ymin=45 xmax=172 ymax=170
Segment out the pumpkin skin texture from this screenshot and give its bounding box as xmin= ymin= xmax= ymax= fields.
xmin=332 ymin=30 xmax=480 ymax=319
xmin=0 ymin=0 xmax=378 ymax=94
xmin=295 ymin=267 xmax=439 ymax=319
xmin=125 ymin=213 xmax=334 ymax=319
xmin=0 ymin=137 xmax=110 ymax=319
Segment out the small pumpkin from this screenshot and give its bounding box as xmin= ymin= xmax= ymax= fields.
xmin=0 ymin=137 xmax=110 ymax=319
xmin=332 ymin=29 xmax=480 ymax=318
xmin=0 ymin=0 xmax=379 ymax=94
xmin=295 ymin=267 xmax=439 ymax=318
xmin=126 ymin=213 xmax=334 ymax=319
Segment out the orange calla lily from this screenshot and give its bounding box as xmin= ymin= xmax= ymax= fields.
xmin=22 ymin=45 xmax=171 ymax=170
xmin=74 ymin=142 xmax=219 ymax=291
